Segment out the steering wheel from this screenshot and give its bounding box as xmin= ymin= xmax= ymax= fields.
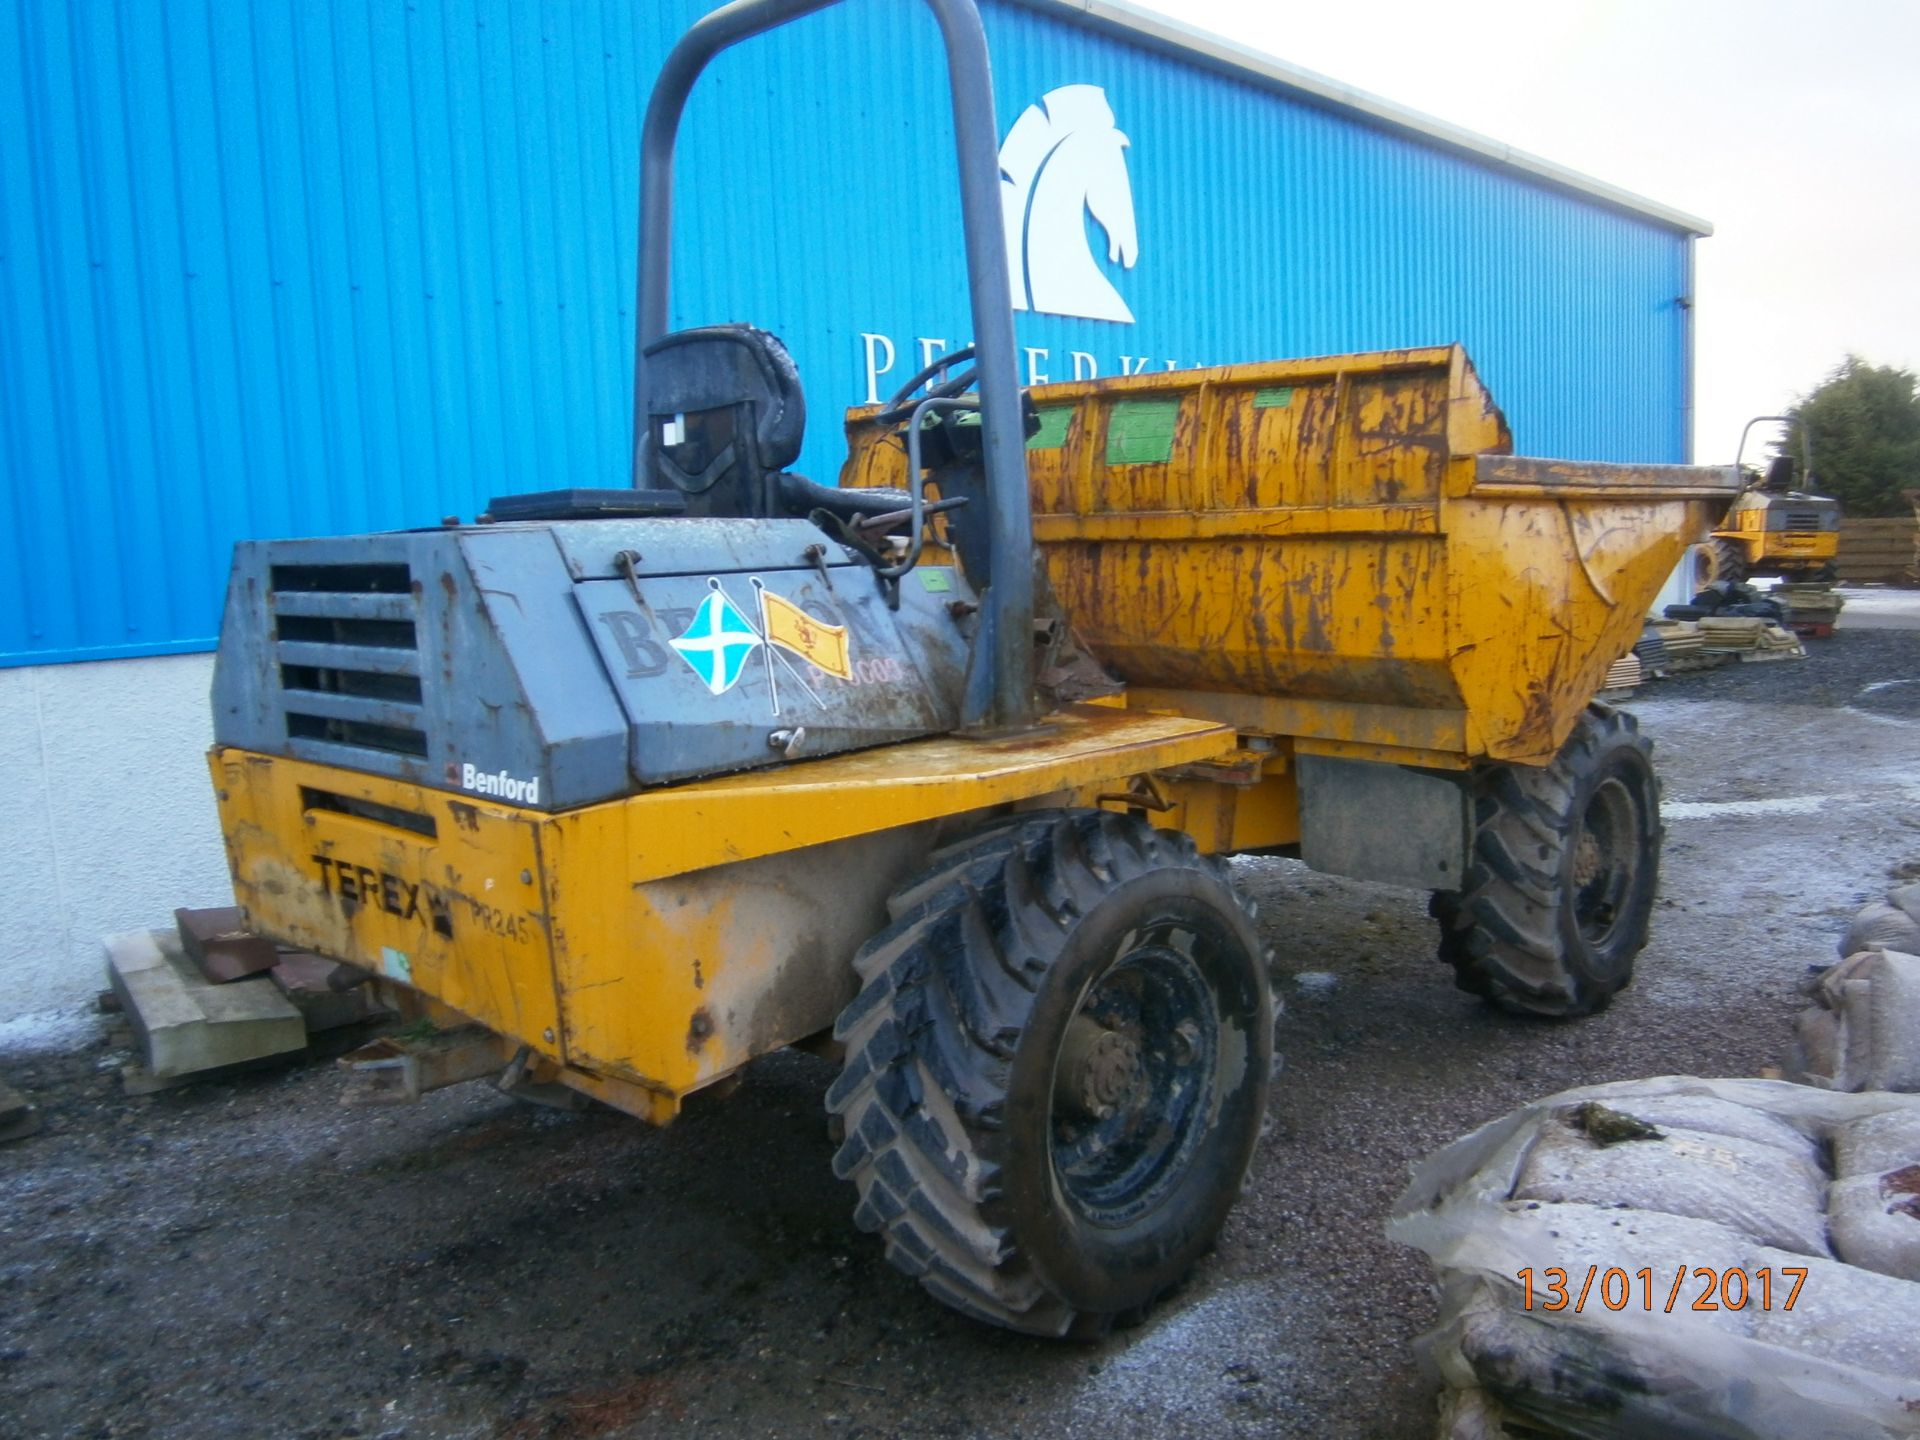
xmin=874 ymin=345 xmax=979 ymax=427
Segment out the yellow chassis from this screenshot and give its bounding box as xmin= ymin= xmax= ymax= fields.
xmin=1712 ymin=523 xmax=1839 ymax=566
xmin=212 ymin=704 xmax=1267 ymax=1122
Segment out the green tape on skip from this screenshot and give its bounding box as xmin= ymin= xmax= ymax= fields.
xmin=1105 ymin=398 xmax=1180 ymax=466
xmin=1027 ymin=405 xmax=1073 ymax=450
xmin=917 ymin=569 xmax=953 ymax=593
xmin=1254 ymin=387 xmax=1294 ymax=409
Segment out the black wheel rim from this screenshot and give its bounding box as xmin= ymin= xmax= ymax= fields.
xmin=1572 ymin=775 xmax=1640 ymax=946
xmin=1048 ymin=923 xmax=1219 ymax=1227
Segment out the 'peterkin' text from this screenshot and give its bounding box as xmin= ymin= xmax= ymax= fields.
xmin=859 ymin=334 xmax=1199 ymax=404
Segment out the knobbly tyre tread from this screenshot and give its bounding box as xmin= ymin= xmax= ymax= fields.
xmin=1694 ymin=535 xmax=1748 ymax=588
xmin=826 ymin=810 xmax=1269 ymax=1337
xmin=1431 ymin=703 xmax=1661 ymax=1017
xmin=882 ymin=814 xmax=1047 ymax=921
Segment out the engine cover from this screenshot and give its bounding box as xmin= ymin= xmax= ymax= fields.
xmin=212 ymin=517 xmax=973 ymax=809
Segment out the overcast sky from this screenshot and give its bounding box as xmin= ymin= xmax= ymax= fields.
xmin=1131 ymin=0 xmax=1920 ymax=464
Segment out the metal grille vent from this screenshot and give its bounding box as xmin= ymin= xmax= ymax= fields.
xmin=271 ymin=563 xmax=427 ymax=759
xmin=1782 ymin=510 xmax=1823 ymax=531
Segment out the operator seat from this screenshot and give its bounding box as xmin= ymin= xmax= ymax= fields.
xmin=642 ymin=324 xmax=914 ymax=528
xmin=642 ymin=325 xmax=807 ymax=518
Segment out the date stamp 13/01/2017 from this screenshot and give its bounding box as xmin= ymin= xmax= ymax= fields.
xmin=1517 ymin=1265 xmax=1807 ymax=1315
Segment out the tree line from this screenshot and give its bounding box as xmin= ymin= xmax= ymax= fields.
xmin=1779 ymin=357 xmax=1920 ymax=517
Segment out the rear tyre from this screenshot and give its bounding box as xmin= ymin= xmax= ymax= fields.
xmin=1430 ymin=704 xmax=1661 ymax=1017
xmin=826 ymin=811 xmax=1273 ymax=1337
xmin=1691 ymin=537 xmax=1748 ymax=588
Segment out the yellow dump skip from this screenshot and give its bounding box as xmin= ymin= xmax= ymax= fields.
xmin=843 ymin=345 xmax=1740 ymax=765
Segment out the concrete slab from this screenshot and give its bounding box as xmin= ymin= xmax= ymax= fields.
xmin=118 ymin=1060 xmax=197 ymax=1097
xmin=104 ymin=930 xmax=306 ymax=1079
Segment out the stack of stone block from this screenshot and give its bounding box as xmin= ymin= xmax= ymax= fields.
xmin=104 ymin=908 xmax=389 ymax=1091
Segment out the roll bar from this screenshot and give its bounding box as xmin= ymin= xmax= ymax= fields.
xmin=1735 ymin=415 xmax=1814 ymax=491
xmin=632 ymin=0 xmax=1035 ymax=732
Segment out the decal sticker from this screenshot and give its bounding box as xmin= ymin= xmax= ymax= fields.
xmin=312 ymin=854 xmax=454 ymax=938
xmin=666 ymin=576 xmax=869 ymax=718
xmin=669 ymin=580 xmax=765 ymax=695
xmin=758 ymin=583 xmax=852 ymax=680
xmin=458 ymin=763 xmax=540 ymax=804
xmin=380 ymin=946 xmax=412 ymax=984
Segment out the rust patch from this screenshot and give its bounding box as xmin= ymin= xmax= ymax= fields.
xmin=1297 ymin=581 xmax=1329 ymax=655
xmin=686 ymin=1007 xmax=714 ymax=1053
xmin=447 ymin=801 xmax=481 ymax=833
xmin=965 ymin=721 xmax=1071 ymax=756
xmin=498 ymin=1376 xmax=685 ymax=1438
xmin=1885 ymin=1164 xmax=1920 ymax=1211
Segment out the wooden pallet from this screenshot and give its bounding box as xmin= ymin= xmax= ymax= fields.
xmin=1838 ymin=515 xmax=1919 ymax=584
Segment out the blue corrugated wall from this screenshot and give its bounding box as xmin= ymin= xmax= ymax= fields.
xmin=0 ymin=0 xmax=1693 ymax=667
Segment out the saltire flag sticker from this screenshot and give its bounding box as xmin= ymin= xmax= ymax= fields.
xmin=758 ymin=584 xmax=852 ymax=679
xmin=669 ymin=580 xmax=764 ymax=694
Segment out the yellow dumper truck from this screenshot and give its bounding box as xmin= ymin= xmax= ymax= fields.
xmin=207 ymin=0 xmax=1739 ymax=1337
xmin=1693 ymin=414 xmax=1841 ymax=585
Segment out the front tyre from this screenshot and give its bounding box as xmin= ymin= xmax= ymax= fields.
xmin=1691 ymin=536 xmax=1748 ymax=589
xmin=1430 ymin=704 xmax=1661 ymax=1017
xmin=826 ymin=811 xmax=1273 ymax=1337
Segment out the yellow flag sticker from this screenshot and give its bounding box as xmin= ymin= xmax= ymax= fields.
xmin=758 ymin=586 xmax=852 ymax=680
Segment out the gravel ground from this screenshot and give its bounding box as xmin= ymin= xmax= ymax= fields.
xmin=4 ymin=613 xmax=1917 ymax=1440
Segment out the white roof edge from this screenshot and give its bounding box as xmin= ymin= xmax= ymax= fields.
xmin=1025 ymin=0 xmax=1714 ymax=238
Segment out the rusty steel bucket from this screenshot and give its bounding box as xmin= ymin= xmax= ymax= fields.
xmin=843 ymin=345 xmax=1739 ymax=765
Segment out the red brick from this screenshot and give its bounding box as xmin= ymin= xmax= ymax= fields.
xmin=175 ymin=906 xmax=279 ymax=983
xmin=269 ymin=953 xmax=390 ymax=1032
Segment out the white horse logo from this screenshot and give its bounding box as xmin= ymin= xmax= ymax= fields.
xmin=1000 ymin=85 xmax=1139 ymax=324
